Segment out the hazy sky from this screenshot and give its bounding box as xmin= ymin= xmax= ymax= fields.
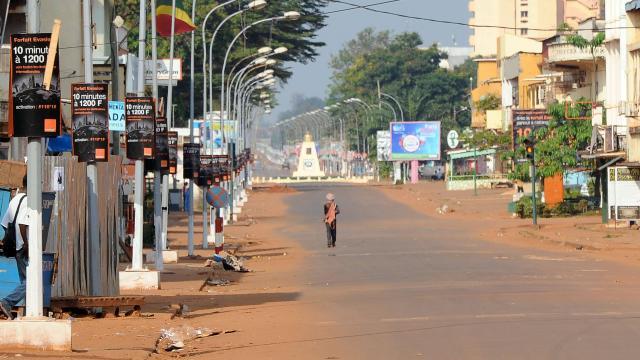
xmin=267 ymin=0 xmax=472 ymax=121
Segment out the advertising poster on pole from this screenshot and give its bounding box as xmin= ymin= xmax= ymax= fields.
xmin=9 ymin=33 xmax=62 ymax=137
xmin=153 ymin=117 xmax=169 ymax=172
xmin=183 ymin=143 xmax=200 ymax=179
xmin=125 ymin=97 xmax=155 ymax=160
xmin=168 ymin=131 xmax=178 ymax=175
xmin=512 ymin=109 xmax=551 ymax=147
xmin=108 ymin=101 xmax=125 ymax=132
xmin=71 ymin=83 xmax=109 ymax=162
xmin=213 ymin=155 xmax=229 ymax=181
xmin=376 ymin=130 xmax=391 ymax=161
xmin=198 ymin=155 xmax=213 ymax=187
xmin=389 ymin=121 xmax=441 ymax=161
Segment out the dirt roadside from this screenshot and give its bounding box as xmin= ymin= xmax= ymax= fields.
xmin=375 ymin=181 xmax=640 ymax=267
xmin=2 ymin=186 xmax=311 ymax=359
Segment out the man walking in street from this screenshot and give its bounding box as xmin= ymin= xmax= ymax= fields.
xmin=0 ymin=175 xmax=30 ymax=320
xmin=324 ymin=193 xmax=340 ymax=248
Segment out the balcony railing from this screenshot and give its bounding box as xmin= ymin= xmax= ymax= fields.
xmin=547 ymin=43 xmax=606 ymax=63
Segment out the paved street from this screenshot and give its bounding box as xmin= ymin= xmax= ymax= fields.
xmin=238 ymin=184 xmax=640 ymax=359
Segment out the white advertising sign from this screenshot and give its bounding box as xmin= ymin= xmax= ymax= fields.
xmin=145 ymin=58 xmax=183 ymax=81
xmin=377 ymin=130 xmax=391 ymax=161
xmin=608 ymin=167 xmax=640 ymax=220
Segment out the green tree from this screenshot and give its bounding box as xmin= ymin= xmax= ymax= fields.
xmin=327 ymin=29 xmax=472 ymax=152
xmin=566 ymin=32 xmax=605 ymax=104
xmin=503 ymin=102 xmax=592 ymax=181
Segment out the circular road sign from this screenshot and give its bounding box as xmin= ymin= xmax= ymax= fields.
xmin=447 ymin=130 xmax=460 ymax=149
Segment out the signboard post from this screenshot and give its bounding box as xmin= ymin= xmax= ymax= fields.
xmin=198 ymin=155 xmax=213 ymax=249
xmin=10 ymin=28 xmax=63 ymax=319
xmin=152 ymin=116 xmax=167 ymax=271
xmin=125 ymin=97 xmax=155 ymax=271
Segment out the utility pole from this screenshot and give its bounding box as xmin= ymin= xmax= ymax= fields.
xmin=110 ymin=0 xmax=120 ymax=155
xmin=151 ymin=0 xmax=163 ymax=272
xmin=83 ymin=0 xmax=101 ymax=296
xmin=188 ymin=0 xmax=196 ymax=257
xmin=132 ymin=0 xmax=146 ymax=272
xmin=24 ymin=0 xmax=43 ymax=319
xmin=160 ymin=0 xmax=177 ymax=259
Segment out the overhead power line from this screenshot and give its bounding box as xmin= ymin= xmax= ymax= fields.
xmin=327 ymin=0 xmax=640 ymax=32
xmin=325 ymin=0 xmax=402 ymax=14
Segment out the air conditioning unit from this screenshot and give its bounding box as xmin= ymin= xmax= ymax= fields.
xmin=604 ymin=125 xmax=617 ymax=152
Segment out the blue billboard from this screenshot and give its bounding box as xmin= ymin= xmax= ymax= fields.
xmin=390 ymin=121 xmax=441 ymax=161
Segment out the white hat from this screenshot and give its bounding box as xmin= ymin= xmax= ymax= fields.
xmin=326 ymin=193 xmax=335 ymax=201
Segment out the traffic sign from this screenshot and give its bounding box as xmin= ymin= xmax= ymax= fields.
xmin=447 ymin=130 xmax=459 ymax=149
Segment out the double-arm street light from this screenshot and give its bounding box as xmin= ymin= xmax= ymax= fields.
xmin=219 ymin=11 xmax=301 ymax=144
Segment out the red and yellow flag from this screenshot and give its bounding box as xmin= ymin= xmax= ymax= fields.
xmin=156 ymin=0 xmax=196 ymax=36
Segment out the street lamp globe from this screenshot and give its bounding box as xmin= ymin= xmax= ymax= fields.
xmin=248 ymin=0 xmax=268 ymax=10
xmin=283 ymin=11 xmax=301 ymax=20
xmin=274 ymin=46 xmax=288 ymax=54
xmin=258 ymin=46 xmax=272 ymax=54
xmin=253 ymin=57 xmax=268 ymax=65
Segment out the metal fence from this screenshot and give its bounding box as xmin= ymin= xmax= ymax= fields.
xmin=43 ymin=154 xmax=122 ymax=297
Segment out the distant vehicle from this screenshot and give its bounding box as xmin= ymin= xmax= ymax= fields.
xmin=419 ymin=163 xmax=445 ymax=180
xmin=282 ymin=161 xmax=290 ymax=170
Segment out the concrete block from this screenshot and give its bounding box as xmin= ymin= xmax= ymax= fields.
xmin=119 ymin=269 xmax=160 ymax=290
xmin=0 ymin=318 xmax=72 ymax=351
xmin=146 ymin=250 xmax=179 ymax=264
xmin=232 ymin=214 xmax=238 ymax=222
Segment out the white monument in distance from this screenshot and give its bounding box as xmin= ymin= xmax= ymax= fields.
xmin=293 ymin=132 xmax=326 ymax=177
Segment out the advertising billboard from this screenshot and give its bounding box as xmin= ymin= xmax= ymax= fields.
xmin=167 ymin=131 xmax=178 ymax=175
xmin=125 ymin=97 xmax=155 ymax=160
xmin=389 ymin=121 xmax=441 ymax=161
xmin=512 ymin=109 xmax=551 ymax=146
xmin=183 ymin=143 xmax=200 ymax=180
xmin=9 ymin=33 xmax=61 ymax=137
xmin=71 ymin=83 xmax=109 ymax=162
xmin=376 ymin=130 xmax=391 ymax=161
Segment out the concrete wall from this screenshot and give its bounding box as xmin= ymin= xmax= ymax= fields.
xmin=563 ymin=0 xmax=604 ymax=29
xmin=469 ymin=0 xmax=560 ymax=57
xmin=446 ymin=179 xmax=498 ymax=191
xmin=471 ymin=59 xmax=501 ymax=128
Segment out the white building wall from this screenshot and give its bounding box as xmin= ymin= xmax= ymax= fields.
xmin=605 ymin=0 xmax=628 ymax=129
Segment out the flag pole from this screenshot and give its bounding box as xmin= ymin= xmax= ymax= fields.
xmin=188 ymin=0 xmax=197 ymax=257
xmin=162 ymin=0 xmax=177 ymax=258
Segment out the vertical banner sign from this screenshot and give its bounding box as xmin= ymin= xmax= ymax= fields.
xmin=214 ymin=155 xmax=229 ymax=181
xmin=168 ymin=131 xmax=178 ymax=175
xmin=108 ymin=101 xmax=125 ymax=132
xmin=183 ymin=143 xmax=200 ymax=179
xmin=154 ymin=117 xmax=169 ymax=172
xmin=71 ymin=83 xmax=109 ymax=162
xmin=198 ymin=155 xmax=213 ymax=187
xmin=125 ymin=97 xmax=155 ymax=160
xmin=9 ymin=33 xmax=62 ymax=137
